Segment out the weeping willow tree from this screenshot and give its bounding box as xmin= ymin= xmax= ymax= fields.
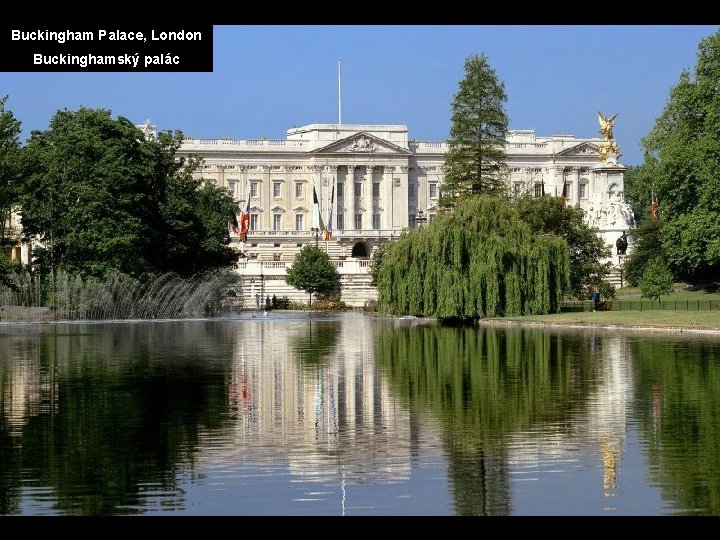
xmin=376 ymin=196 xmax=570 ymax=319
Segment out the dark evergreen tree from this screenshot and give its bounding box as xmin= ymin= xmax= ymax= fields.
xmin=441 ymin=54 xmax=509 ymax=209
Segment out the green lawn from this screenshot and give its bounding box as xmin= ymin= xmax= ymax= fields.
xmin=496 ymin=310 xmax=720 ymax=330
xmin=491 ymin=284 xmax=720 ymax=331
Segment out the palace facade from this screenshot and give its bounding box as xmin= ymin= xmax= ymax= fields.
xmin=175 ymin=122 xmax=633 ymax=264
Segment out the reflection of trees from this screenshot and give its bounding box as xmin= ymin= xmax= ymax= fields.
xmin=0 ymin=415 xmax=21 ymax=514
xmin=0 ymin=322 xmax=235 ymax=515
xmin=631 ymin=338 xmax=720 ymax=515
xmin=290 ymin=319 xmax=340 ymax=368
xmin=376 ymin=325 xmax=596 ymax=515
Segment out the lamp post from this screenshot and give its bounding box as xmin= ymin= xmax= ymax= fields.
xmin=311 ymin=227 xmax=321 ymax=247
xmin=416 ymin=209 xmax=427 ymax=228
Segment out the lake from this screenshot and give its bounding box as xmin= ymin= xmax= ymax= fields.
xmin=1 ymin=311 xmax=718 ymax=516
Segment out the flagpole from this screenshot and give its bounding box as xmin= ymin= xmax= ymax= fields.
xmin=338 ymin=58 xmax=342 ymax=125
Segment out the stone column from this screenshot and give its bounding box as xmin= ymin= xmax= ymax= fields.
xmin=397 ymin=165 xmax=410 ymax=230
xmin=262 ymin=164 xmax=273 ymax=230
xmin=382 ymin=165 xmax=395 ymax=230
xmin=364 ymin=165 xmax=374 ymax=231
xmin=346 ymin=165 xmax=355 ymax=231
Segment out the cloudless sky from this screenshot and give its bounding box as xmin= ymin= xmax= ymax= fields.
xmin=3 ymin=25 xmax=718 ymax=166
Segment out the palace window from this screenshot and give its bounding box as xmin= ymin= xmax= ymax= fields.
xmin=564 ymin=182 xmax=571 ymax=199
xmin=409 ymin=214 xmax=417 ymax=228
xmin=372 ymin=213 xmax=380 ymax=229
xmin=354 ymin=213 xmax=362 ymax=230
xmin=337 ymin=182 xmax=344 ymax=198
xmin=534 ymin=183 xmax=544 ymax=197
xmin=337 ymin=213 xmax=344 ymax=230
xmin=250 ymin=214 xmax=259 ymax=231
xmin=250 ymin=181 xmax=259 ymax=198
xmin=295 ymin=182 xmax=303 ymax=198
xmin=295 ymin=214 xmax=303 ymax=231
xmin=354 ymin=182 xmax=362 ymax=197
xmin=273 ymin=182 xmax=281 ymax=198
xmin=429 ymin=183 xmax=438 ymax=198
xmin=227 ymin=180 xmax=237 ymax=198
xmin=273 ymin=214 xmax=282 ymax=231
xmin=513 ymin=183 xmax=523 ymax=197
xmin=579 ymin=183 xmax=588 ymax=199
xmin=372 ymin=182 xmax=380 ymax=198
xmin=409 ymin=184 xmax=416 ymax=201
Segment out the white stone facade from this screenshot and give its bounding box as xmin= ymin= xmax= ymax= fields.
xmin=176 ymin=123 xmax=633 ymax=266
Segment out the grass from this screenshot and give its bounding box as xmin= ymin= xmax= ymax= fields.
xmin=488 ymin=283 xmax=720 ymax=331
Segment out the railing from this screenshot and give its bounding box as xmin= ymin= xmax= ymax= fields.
xmin=561 ymin=300 xmax=720 ymax=312
xmin=234 ymin=229 xmax=400 ymax=239
xmin=182 ymin=138 xmax=305 ymax=148
xmin=235 ymin=258 xmax=371 ymax=275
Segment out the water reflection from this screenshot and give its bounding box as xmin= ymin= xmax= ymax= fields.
xmin=1 ymin=315 xmax=720 ymax=515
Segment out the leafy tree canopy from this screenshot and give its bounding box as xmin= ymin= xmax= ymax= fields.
xmin=514 ymin=194 xmax=614 ymax=299
xmin=376 ymin=195 xmax=570 ymax=319
xmin=285 ymin=244 xmax=339 ymax=304
xmin=17 ymin=107 xmax=239 ymax=281
xmin=639 ymin=258 xmax=674 ymax=302
xmin=0 ymin=96 xmax=22 ymax=287
xmin=636 ymin=29 xmax=720 ymax=282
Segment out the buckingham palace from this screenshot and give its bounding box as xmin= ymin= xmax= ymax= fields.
xmin=170 ymin=121 xmax=633 ymax=306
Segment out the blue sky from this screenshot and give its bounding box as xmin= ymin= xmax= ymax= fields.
xmin=3 ymin=25 xmax=718 ymax=166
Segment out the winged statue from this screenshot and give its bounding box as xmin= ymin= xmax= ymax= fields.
xmin=598 ymin=112 xmax=618 ymax=141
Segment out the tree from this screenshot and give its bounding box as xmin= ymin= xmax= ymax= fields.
xmin=158 ymin=151 xmax=239 ymax=276
xmin=441 ymin=53 xmax=509 ymax=209
xmin=636 ymin=29 xmax=720 ymax=283
xmin=368 ymin=241 xmax=389 ymax=287
xmin=17 ymin=107 xmax=239 ymax=282
xmin=639 ymin=258 xmax=674 ymax=302
xmin=623 ymin=218 xmax=663 ymax=287
xmin=0 ymin=96 xmax=22 ymax=286
xmin=285 ymin=244 xmax=339 ymax=305
xmin=376 ymin=195 xmax=570 ymax=319
xmin=514 ymin=194 xmax=614 ymax=299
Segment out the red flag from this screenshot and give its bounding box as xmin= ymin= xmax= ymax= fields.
xmin=240 ymin=196 xmax=250 ymax=242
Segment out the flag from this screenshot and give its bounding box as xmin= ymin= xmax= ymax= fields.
xmin=228 ymin=213 xmax=240 ymax=237
xmin=312 ymin=186 xmax=325 ymax=233
xmin=651 ymin=199 xmax=658 ymax=220
xmin=240 ymin=196 xmax=250 ymax=242
xmin=324 ymin=185 xmax=334 ymax=240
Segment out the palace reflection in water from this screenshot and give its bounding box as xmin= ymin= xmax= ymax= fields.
xmin=1 ymin=313 xmax=719 ymax=515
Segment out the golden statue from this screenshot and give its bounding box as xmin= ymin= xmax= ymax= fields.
xmin=598 ymin=111 xmax=619 ymax=161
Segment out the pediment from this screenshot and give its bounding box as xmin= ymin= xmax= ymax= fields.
xmin=312 ymin=132 xmax=411 ymax=156
xmin=293 ymin=206 xmax=310 ymax=213
xmin=270 ymin=205 xmax=286 ymax=213
xmin=556 ymin=142 xmax=600 ymax=157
